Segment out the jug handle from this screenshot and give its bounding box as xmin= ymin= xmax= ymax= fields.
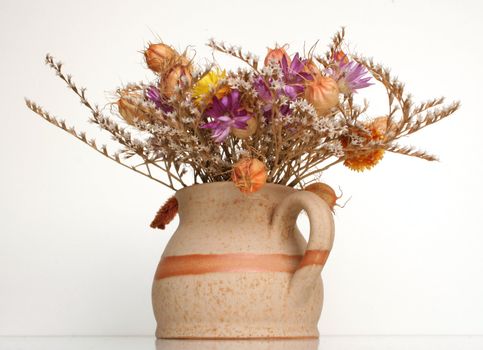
xmin=271 ymin=190 xmax=335 ymax=303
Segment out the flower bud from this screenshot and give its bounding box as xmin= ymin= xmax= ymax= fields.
xmin=117 ymin=94 xmax=147 ymax=124
xmin=264 ymin=45 xmax=290 ymax=66
xmin=232 ymin=158 xmax=267 ymax=194
xmin=162 ymin=65 xmax=192 ymax=97
xmin=304 ymin=76 xmax=340 ymax=116
xmin=145 ymin=43 xmax=177 ymax=73
xmin=304 ymin=183 xmax=339 ymax=211
xmin=231 ymin=117 xmax=258 ymax=139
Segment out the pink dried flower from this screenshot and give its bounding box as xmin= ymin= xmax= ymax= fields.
xmin=328 ymin=52 xmax=373 ymax=94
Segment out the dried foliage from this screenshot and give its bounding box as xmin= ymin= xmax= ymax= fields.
xmin=26 ymin=29 xmax=459 ymax=192
xmin=150 ymin=196 xmax=178 ymax=230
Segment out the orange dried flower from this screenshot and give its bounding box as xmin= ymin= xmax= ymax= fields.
xmin=344 ymin=148 xmax=385 ymax=172
xmin=232 ymin=158 xmax=267 ymax=193
xmin=342 ymin=117 xmax=388 ymax=172
xmin=304 ymin=183 xmax=339 ymax=211
xmin=372 ymin=116 xmax=397 ymax=136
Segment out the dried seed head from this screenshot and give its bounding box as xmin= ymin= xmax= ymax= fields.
xmin=264 ymin=45 xmax=290 ymax=66
xmin=145 ymin=43 xmax=177 ymax=73
xmin=117 ymin=93 xmax=148 ymax=124
xmin=304 ymin=76 xmax=340 ymax=116
xmin=304 ymin=59 xmax=321 ymax=77
xmin=304 ymin=182 xmax=339 ymax=211
xmin=232 ymin=158 xmax=267 ymax=194
xmin=162 ymin=65 xmax=193 ymax=98
xmin=231 ymin=116 xmax=258 ymax=139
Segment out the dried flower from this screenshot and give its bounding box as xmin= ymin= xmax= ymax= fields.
xmin=372 ymin=116 xmax=388 ymax=133
xmin=328 ymin=51 xmax=373 ymax=94
xmin=200 ymin=90 xmax=251 ymax=142
xmin=162 ymin=65 xmax=192 ymax=97
xmin=342 ymin=119 xmax=387 ymax=172
xmin=255 ymin=53 xmax=313 ymax=118
xmin=232 ymin=158 xmax=267 ymax=193
xmin=146 ymin=85 xmax=161 ymax=107
xmin=192 ymin=69 xmax=229 ymax=104
xmin=304 ymin=76 xmax=340 ymax=115
xmin=304 ymin=182 xmax=339 ymax=211
xmin=145 ymin=43 xmax=177 ymax=73
xmin=280 ymin=53 xmax=313 ymax=99
xmin=231 ymin=116 xmax=257 ymax=139
xmin=145 ymin=85 xmax=173 ymax=114
xmin=264 ymin=45 xmax=290 ymax=66
xmin=27 ymin=32 xmax=460 ymax=194
xmin=117 ymin=93 xmax=148 ymax=124
xmin=371 ymin=116 xmax=398 ymax=137
xmin=253 ymin=77 xmax=274 ymax=112
xmin=344 ymin=148 xmax=385 ymax=172
xmin=150 ymin=196 xmax=178 ymax=230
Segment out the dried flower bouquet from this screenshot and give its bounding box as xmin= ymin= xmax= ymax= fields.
xmin=26 ymin=29 xmax=459 ymax=223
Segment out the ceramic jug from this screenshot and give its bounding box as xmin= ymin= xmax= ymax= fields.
xmin=152 ymin=182 xmax=334 ymax=339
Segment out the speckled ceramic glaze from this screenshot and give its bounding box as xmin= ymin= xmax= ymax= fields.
xmin=152 ymin=182 xmax=334 ymax=339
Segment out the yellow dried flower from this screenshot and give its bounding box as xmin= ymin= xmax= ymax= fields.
xmin=192 ymin=69 xmax=228 ymax=104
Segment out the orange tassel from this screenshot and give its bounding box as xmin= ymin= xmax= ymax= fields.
xmin=150 ymin=196 xmax=178 ymax=230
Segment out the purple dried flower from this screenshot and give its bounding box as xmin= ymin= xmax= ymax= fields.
xmin=146 ymin=86 xmax=162 ymax=107
xmin=145 ymin=85 xmax=173 ymax=113
xmin=254 ymin=53 xmax=313 ymax=118
xmin=280 ymin=53 xmax=313 ymax=99
xmin=327 ymin=56 xmax=373 ymax=94
xmin=253 ymin=77 xmax=274 ymax=117
xmin=200 ymin=90 xmax=251 ymax=143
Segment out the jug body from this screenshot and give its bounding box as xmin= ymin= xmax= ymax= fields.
xmin=152 ymin=182 xmax=334 ymax=339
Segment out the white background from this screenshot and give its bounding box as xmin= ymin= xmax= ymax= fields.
xmin=1 ymin=0 xmax=482 ymax=336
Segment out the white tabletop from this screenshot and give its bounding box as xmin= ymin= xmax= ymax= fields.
xmin=1 ymin=336 xmax=482 ymax=350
